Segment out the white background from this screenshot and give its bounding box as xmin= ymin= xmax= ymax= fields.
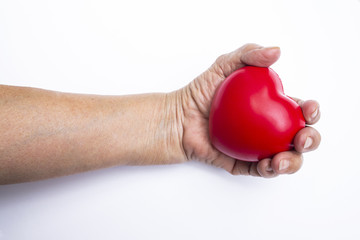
xmin=0 ymin=0 xmax=359 ymax=239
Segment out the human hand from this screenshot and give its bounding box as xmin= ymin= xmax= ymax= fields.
xmin=175 ymin=44 xmax=321 ymax=177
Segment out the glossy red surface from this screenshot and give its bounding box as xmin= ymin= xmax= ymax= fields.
xmin=209 ymin=66 xmax=305 ymax=162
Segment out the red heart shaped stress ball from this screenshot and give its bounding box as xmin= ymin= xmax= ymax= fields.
xmin=209 ymin=66 xmax=305 ymax=162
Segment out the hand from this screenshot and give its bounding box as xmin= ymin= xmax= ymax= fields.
xmin=176 ymin=44 xmax=321 ymax=178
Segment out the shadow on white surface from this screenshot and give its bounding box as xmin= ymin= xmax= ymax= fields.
xmin=0 ymin=160 xmax=262 ymax=203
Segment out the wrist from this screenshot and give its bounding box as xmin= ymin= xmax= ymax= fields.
xmin=155 ymin=91 xmax=187 ymax=165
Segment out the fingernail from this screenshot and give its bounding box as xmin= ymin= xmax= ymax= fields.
xmin=265 ymin=46 xmax=280 ymax=55
xmin=304 ymin=137 xmax=313 ymax=149
xmin=311 ymin=108 xmax=318 ymax=120
xmin=265 ymin=46 xmax=280 ymax=50
xmin=279 ymin=160 xmax=290 ymax=171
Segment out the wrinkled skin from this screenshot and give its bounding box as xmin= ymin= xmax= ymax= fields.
xmin=176 ymin=44 xmax=321 ymax=178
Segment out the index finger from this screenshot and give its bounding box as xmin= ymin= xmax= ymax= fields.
xmin=290 ymin=97 xmax=320 ymax=125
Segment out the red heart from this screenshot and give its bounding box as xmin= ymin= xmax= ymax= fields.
xmin=209 ymin=66 xmax=305 ymax=162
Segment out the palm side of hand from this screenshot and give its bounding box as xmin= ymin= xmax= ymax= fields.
xmin=179 ymin=44 xmax=321 ymax=178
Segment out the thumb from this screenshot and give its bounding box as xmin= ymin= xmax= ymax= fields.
xmin=240 ymin=46 xmax=281 ymax=68
xmin=211 ymin=44 xmax=281 ymax=78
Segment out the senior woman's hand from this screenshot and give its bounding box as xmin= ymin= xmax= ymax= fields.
xmin=174 ymin=44 xmax=321 ymax=177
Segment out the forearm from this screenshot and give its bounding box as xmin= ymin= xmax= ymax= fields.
xmin=0 ymin=85 xmax=185 ymax=184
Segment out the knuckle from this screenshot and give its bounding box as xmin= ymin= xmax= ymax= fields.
xmin=210 ymin=54 xmax=226 ymax=76
xmin=215 ymin=54 xmax=226 ymax=63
